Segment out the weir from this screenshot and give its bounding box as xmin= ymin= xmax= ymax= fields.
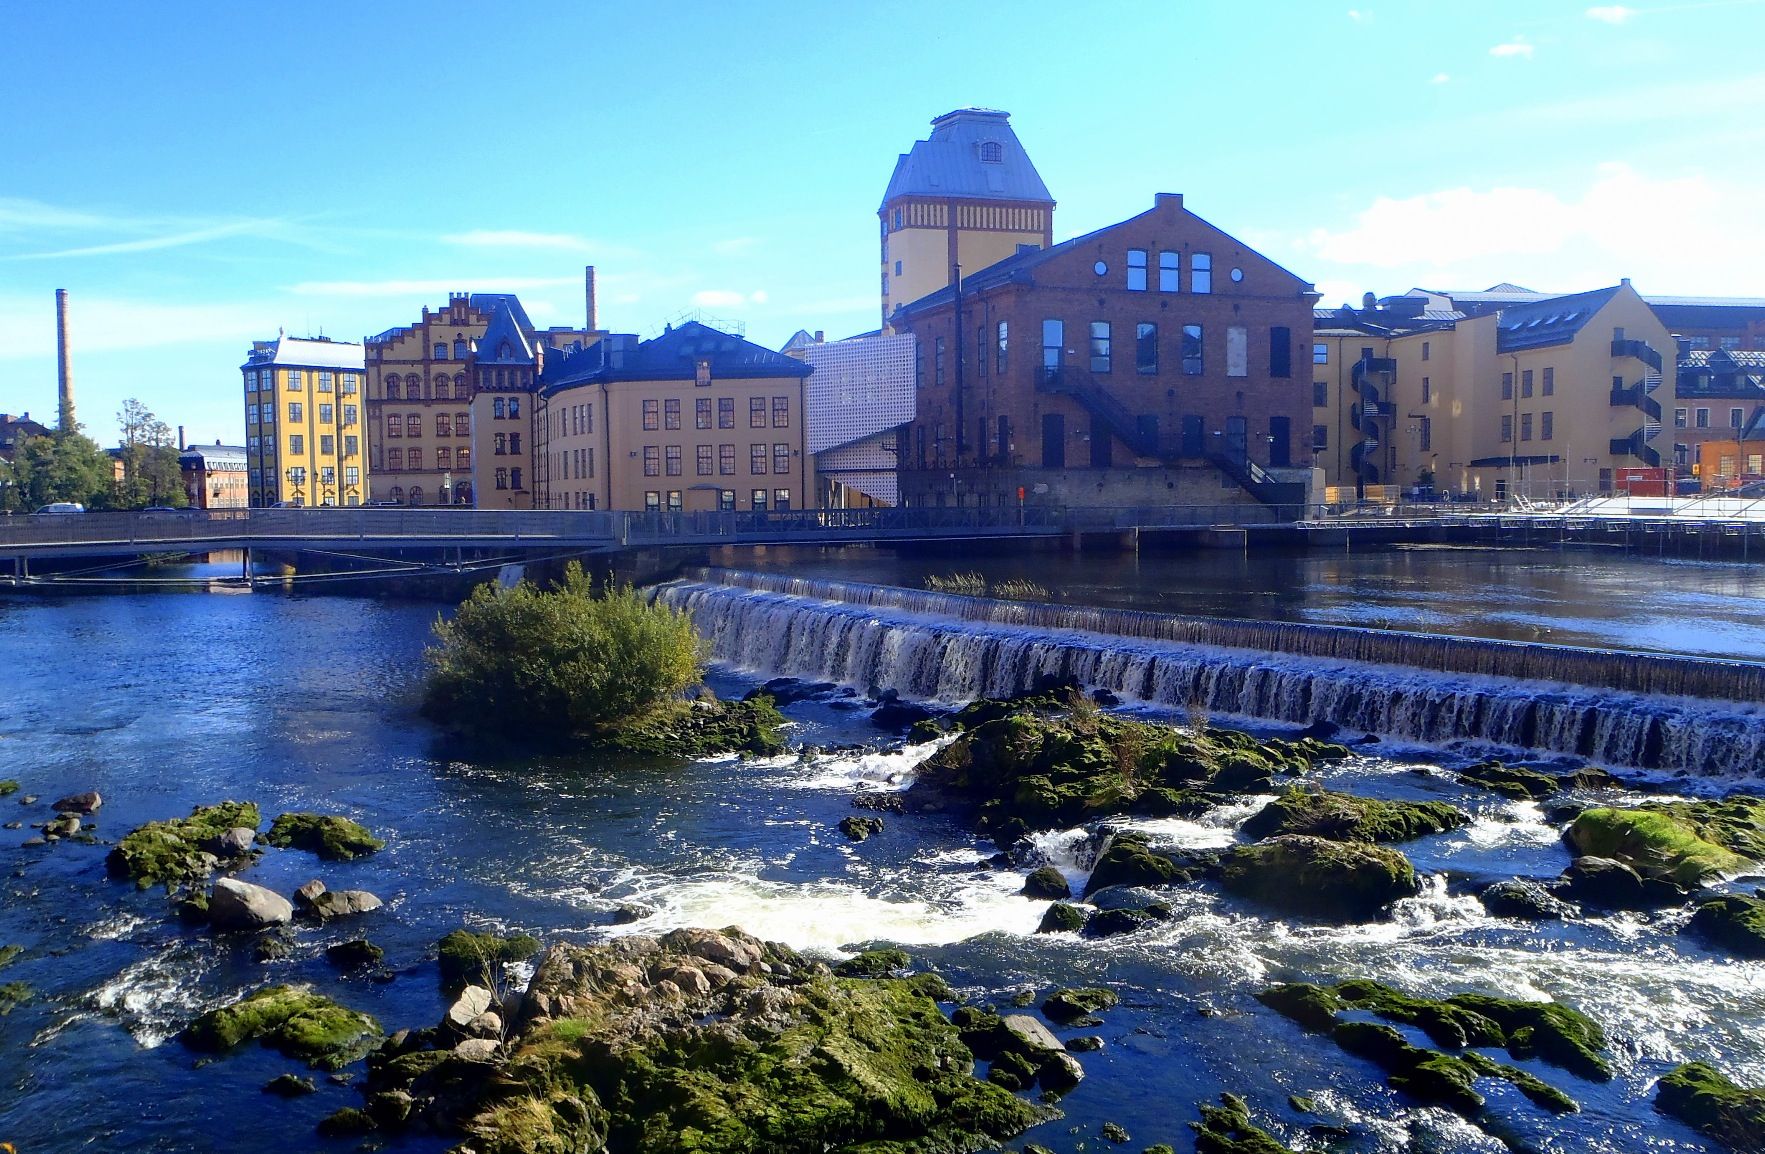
xmin=657 ymin=568 xmax=1765 ymax=777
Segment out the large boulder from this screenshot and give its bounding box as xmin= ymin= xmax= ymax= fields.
xmin=264 ymin=813 xmax=385 ymax=861
xmin=1219 ymin=835 xmax=1420 ymax=922
xmin=52 ymin=791 xmax=102 ymax=814
xmin=1021 ymin=866 xmax=1071 ymax=900
xmin=105 ymin=801 xmax=261 ymax=888
xmin=1556 ymin=856 xmax=1684 ymax=910
xmin=208 ymin=878 xmax=293 ymax=929
xmin=1240 ymin=787 xmax=1469 ymax=843
xmin=1084 ymin=833 xmax=1188 ymax=896
xmin=310 ymin=889 xmax=384 ymax=920
xmin=1655 ymin=1061 xmax=1765 ymax=1153
xmin=181 ymin=984 xmax=381 ymax=1070
xmin=1481 ymin=880 xmax=1577 ymax=921
xmin=1687 ymin=894 xmax=1765 ymax=959
xmin=1564 ymin=798 xmax=1765 ymax=888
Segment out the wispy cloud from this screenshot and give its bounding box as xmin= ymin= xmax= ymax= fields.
xmin=1347 ymin=8 xmax=1372 ymax=21
xmin=1431 ymin=72 xmax=1451 ymax=84
xmin=0 ymin=196 xmax=314 ymax=261
xmin=691 ymin=289 xmax=768 ymax=309
xmin=1489 ymin=37 xmax=1534 ymax=57
xmin=1586 ymin=5 xmax=1636 ymax=21
xmin=12 ymin=220 xmax=296 ymax=261
xmin=286 ymin=276 xmax=580 ymax=298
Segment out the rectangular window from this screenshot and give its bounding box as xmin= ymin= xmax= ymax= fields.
xmin=579 ymin=447 xmax=588 ymax=477
xmin=1502 ymin=372 xmax=1514 ymax=400
xmin=343 ymin=404 xmax=357 ymax=426
xmin=1697 ymin=407 xmax=1711 ymax=428
xmin=1419 ymin=416 xmax=1432 ymax=451
xmin=1226 ymin=326 xmax=1248 ymax=377
xmin=318 ymin=403 xmax=334 ymax=424
xmin=1089 ymin=321 xmax=1111 ymax=373
xmin=509 ymin=466 xmax=523 ymax=490
xmin=1675 ymin=408 xmax=1688 ymax=428
xmin=1722 ymin=336 xmax=1742 ymax=350
xmin=1313 ymin=381 xmax=1328 ymax=408
xmin=288 ymin=370 xmax=304 ymax=391
xmin=697 ymin=397 xmax=712 ymax=430
xmin=457 ymin=412 xmax=470 ymax=436
xmin=248 ymin=403 xmax=259 ymax=425
xmin=406 ymin=414 xmax=421 ymax=437
xmin=1500 ymin=415 xmax=1513 ymax=443
xmin=388 ymin=447 xmax=402 ymax=470
xmin=644 ymin=489 xmax=658 ymax=511
xmin=643 ymin=399 xmax=659 ymax=431
xmin=996 ymin=320 xmax=1008 ymax=373
xmin=751 ymin=488 xmax=768 ymax=511
xmin=1422 ymin=377 xmax=1432 ymax=404
xmin=582 ymin=405 xmax=591 ymax=433
xmin=1191 ymin=252 xmax=1212 ymax=294
xmin=666 ymin=489 xmax=682 ymax=512
xmin=320 ymin=435 xmax=334 ymax=455
xmin=288 ymin=401 xmax=303 ymax=422
xmin=750 ymin=397 xmax=767 ymax=428
xmin=1732 ymin=407 xmax=1746 ymax=429
xmin=1521 ymin=369 xmax=1534 ymax=398
xmin=1421 ymin=342 xmax=1430 ymax=362
xmin=494 ymin=432 xmax=506 ymax=455
xmin=1543 ymin=367 xmax=1555 ymax=396
xmin=934 ymin=337 xmax=946 ymax=387
xmin=774 ymin=488 xmax=792 ymax=511
xmin=1136 ymin=323 xmax=1157 ymax=374
xmin=643 ymin=446 xmax=660 ymax=476
xmin=1182 ymin=325 xmax=1203 ymax=375
xmin=1041 ymin=319 xmax=1063 ymax=377
xmin=665 ymin=445 xmax=682 ymax=476
xmin=289 ymin=434 xmax=304 ymax=454
xmin=436 ymin=447 xmax=451 ymax=469
xmin=720 ymin=444 xmax=735 ymax=475
xmin=1126 ymin=248 xmax=1147 ymax=291
xmin=1521 ymin=413 xmax=1533 ymax=441
xmin=1158 ymin=250 xmax=1179 ymax=292
xmin=697 ymin=445 xmax=714 ymax=475
xmin=772 ymin=396 xmax=789 ymax=428
xmin=719 ymin=489 xmax=736 ymax=511
xmin=751 ymin=443 xmax=768 ymax=474
xmin=1313 ymin=342 xmax=1329 ymax=365
xmin=494 ymin=398 xmax=507 ymax=419
xmin=664 ymin=398 xmax=681 ymax=430
xmin=435 ymin=413 xmax=451 ymax=437
xmin=344 ymin=435 xmax=358 ymax=457
xmin=1269 ymin=326 xmax=1292 ymax=378
xmin=407 ymin=448 xmax=422 ymax=470
xmin=774 ymin=442 xmax=790 ymax=474
xmin=1541 ymin=412 xmax=1553 ymax=441
xmin=718 ymin=397 xmax=735 ymax=428
xmin=345 ymin=466 xmax=359 ymax=487
xmin=318 ymin=371 xmax=334 ymax=392
xmin=320 ymin=465 xmax=335 ymax=485
xmin=1312 ymin=423 xmax=1329 ymax=450
xmin=341 ymin=373 xmax=358 ymax=395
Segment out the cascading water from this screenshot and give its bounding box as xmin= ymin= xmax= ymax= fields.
xmin=657 ymin=569 xmax=1765 ymax=777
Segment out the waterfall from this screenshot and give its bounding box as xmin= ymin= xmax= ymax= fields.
xmin=656 ymin=569 xmax=1765 ymax=778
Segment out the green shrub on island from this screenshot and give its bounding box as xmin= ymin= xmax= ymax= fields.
xmin=436 ymin=928 xmax=543 ymax=993
xmin=264 ymin=812 xmax=384 ymax=860
xmin=422 ymin=563 xmax=705 ymax=738
xmin=181 ymin=984 xmax=382 ymax=1070
xmin=104 ymin=800 xmax=261 ymax=888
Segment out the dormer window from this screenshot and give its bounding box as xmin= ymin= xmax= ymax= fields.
xmin=979 ymin=140 xmax=1004 ymax=163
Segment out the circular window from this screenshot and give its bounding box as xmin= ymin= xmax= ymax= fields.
xmin=1230 ymin=267 xmax=1244 ymax=282
xmin=1094 ymin=261 xmax=1108 ymax=276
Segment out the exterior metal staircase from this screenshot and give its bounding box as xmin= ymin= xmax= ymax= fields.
xmin=1351 ymin=354 xmax=1396 ymax=486
xmin=1610 ymin=340 xmax=1666 ymax=467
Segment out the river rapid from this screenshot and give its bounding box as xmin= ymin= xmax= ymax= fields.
xmin=0 ymin=585 xmax=1760 ymax=1153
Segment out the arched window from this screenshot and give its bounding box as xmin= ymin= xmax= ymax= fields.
xmin=979 ymin=140 xmax=1003 ymax=163
xmin=384 ymin=374 xmax=400 ymax=400
xmin=456 ymin=481 xmax=473 ymax=505
xmin=453 ymin=337 xmax=467 ymax=359
xmin=434 ymin=379 xmax=450 ymax=401
xmin=458 ymin=448 xmax=471 ymax=469
xmin=389 ymin=485 xmax=404 ymax=503
xmin=433 ymin=342 xmax=447 ymax=361
xmin=408 ymin=485 xmax=424 ymax=506
xmin=498 ymin=341 xmax=512 ymax=359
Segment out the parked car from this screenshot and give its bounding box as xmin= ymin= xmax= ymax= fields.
xmin=139 ymin=505 xmax=188 ymax=514
xmin=33 ymin=502 xmax=85 ymax=515
xmin=363 ymin=498 xmax=403 ymax=507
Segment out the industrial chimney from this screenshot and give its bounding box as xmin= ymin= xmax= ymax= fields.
xmin=55 ymin=289 xmax=75 ymax=432
xmin=584 ymin=265 xmax=597 ymax=331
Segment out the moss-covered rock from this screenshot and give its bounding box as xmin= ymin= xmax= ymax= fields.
xmin=326 ymin=939 xmax=386 ymax=970
xmin=1021 ymin=866 xmax=1071 ymax=900
xmin=907 ymin=706 xmax=1349 ymax=839
xmin=837 ymin=816 xmax=883 ymax=842
xmin=0 ymin=944 xmax=20 ymax=970
xmin=1036 ymin=902 xmax=1088 ymax=934
xmin=104 ymin=801 xmax=261 ymax=888
xmin=1655 ymin=1061 xmax=1765 ymax=1153
xmin=1689 ymin=894 xmax=1765 ymax=959
xmin=0 ymin=981 xmax=31 ymax=1015
xmin=1219 ymin=835 xmax=1420 ymax=922
xmin=264 ymin=1073 xmax=317 ymax=1097
xmin=832 ymin=947 xmax=911 ymax=978
xmin=437 ymin=928 xmax=542 ymax=993
xmin=1240 ymin=787 xmax=1469 ymax=844
xmin=1565 ymin=798 xmax=1765 ymax=887
xmin=0 ymin=779 xmax=17 ymax=797
xmin=181 ymin=984 xmax=382 ymax=1070
xmin=377 ymin=927 xmax=1056 ymax=1154
xmin=601 ymin=695 xmax=786 ymax=758
xmin=1191 ymin=1093 xmax=1298 ymax=1154
xmin=1085 ymin=832 xmax=1188 ymax=895
xmin=263 ymin=812 xmax=384 ymax=861
xmin=1041 ymin=986 xmax=1119 ymax=1024
xmin=1459 ymin=759 xmax=1563 ymax=799
xmin=316 ymin=1107 xmax=377 ymax=1138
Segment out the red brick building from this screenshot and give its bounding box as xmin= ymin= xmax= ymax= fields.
xmin=889 ymin=193 xmax=1318 ymax=514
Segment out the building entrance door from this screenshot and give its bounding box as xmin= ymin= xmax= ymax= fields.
xmin=1225 ymin=415 xmax=1248 ymax=464
xmin=1042 ymin=412 xmax=1066 ymax=468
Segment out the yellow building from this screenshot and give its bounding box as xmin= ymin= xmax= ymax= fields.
xmin=536 ymin=322 xmax=814 ymax=513
xmin=1313 ymin=282 xmax=1676 ymax=502
xmin=242 ymin=336 xmax=366 ymax=507
xmin=880 ymin=108 xmax=1054 ymax=329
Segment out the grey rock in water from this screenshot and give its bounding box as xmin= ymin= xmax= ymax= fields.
xmin=1037 ymin=1050 xmax=1086 ymax=1093
xmin=52 ymin=791 xmax=102 ymax=814
xmin=43 ymin=814 xmax=80 ymax=838
xmin=310 ymin=889 xmax=383 ymax=919
xmin=1482 ymin=879 xmax=1577 ymax=921
xmin=212 ymin=827 xmax=256 ymax=857
xmin=293 ymin=879 xmax=327 ymax=911
xmin=1000 ymin=1014 xmax=1064 ymax=1055
xmin=209 ymin=877 xmax=293 ymax=929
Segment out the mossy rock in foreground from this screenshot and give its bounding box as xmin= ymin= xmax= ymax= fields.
xmin=436 ymin=928 xmax=542 ymax=993
xmin=1688 ymin=894 xmax=1765 ymax=959
xmin=1239 ymin=786 xmax=1469 ymax=844
xmin=263 ymin=812 xmax=384 ymax=861
xmin=601 ymin=695 xmax=787 ymax=758
xmin=0 ymin=981 xmax=31 ymax=1016
xmin=104 ymin=800 xmax=261 ymax=888
xmin=1656 ymin=1061 xmax=1765 ymax=1153
xmin=1191 ymin=1093 xmax=1298 ymax=1153
xmin=0 ymin=779 xmax=18 ymax=797
xmin=180 ymin=984 xmax=382 ymax=1070
xmin=1565 ymin=798 xmax=1765 ymax=887
xmin=1219 ymin=836 xmax=1420 ymax=923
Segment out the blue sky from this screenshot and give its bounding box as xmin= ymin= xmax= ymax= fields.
xmin=2 ymin=0 xmax=1762 ymax=446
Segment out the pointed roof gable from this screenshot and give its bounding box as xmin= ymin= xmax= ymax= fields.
xmin=476 ymin=301 xmax=534 ymax=365
xmin=540 ymin=321 xmax=811 ymax=394
xmin=881 ymin=108 xmax=1053 ymax=209
xmin=1495 ymin=285 xmax=1625 ymax=353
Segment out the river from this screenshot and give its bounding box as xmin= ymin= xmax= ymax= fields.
xmin=0 ymin=550 xmax=1760 ymax=1152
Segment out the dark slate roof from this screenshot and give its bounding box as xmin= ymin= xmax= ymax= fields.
xmin=880 ymin=109 xmax=1053 ymax=209
xmin=542 ymin=322 xmax=811 ymax=394
xmin=469 ymin=293 xmax=534 ymax=334
xmin=476 ymin=301 xmax=534 ymax=365
xmin=1495 ymin=285 xmax=1623 ymax=353
xmin=180 ymin=444 xmax=247 ymax=469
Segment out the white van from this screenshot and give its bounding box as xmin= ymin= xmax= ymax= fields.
xmin=33 ymin=502 xmax=86 ymax=515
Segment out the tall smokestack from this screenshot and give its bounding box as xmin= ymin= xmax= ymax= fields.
xmin=55 ymin=289 xmax=75 ymax=432
xmin=584 ymin=265 xmax=597 ymax=331
xmin=177 ymin=425 xmax=186 ymax=451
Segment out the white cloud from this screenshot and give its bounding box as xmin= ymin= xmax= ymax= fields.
xmin=439 ymin=229 xmax=596 ymax=253
xmin=1431 ymin=72 xmax=1451 ymax=84
xmin=1347 ymin=8 xmax=1371 ymax=21
xmin=1586 ymin=5 xmax=1636 ymax=22
xmin=1489 ymin=37 xmax=1534 ymax=57
xmin=691 ymin=289 xmax=768 ymax=309
xmin=286 ymin=276 xmax=579 ymax=297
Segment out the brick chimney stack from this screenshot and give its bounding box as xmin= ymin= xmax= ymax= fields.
xmin=55 ymin=289 xmax=75 ymax=432
xmin=584 ymin=265 xmax=597 ymax=331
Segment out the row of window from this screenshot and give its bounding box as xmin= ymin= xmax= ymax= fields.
xmin=252 ymin=434 xmax=359 ymax=457
xmin=1499 ymin=412 xmax=1558 ymax=443
xmin=1120 ymin=249 xmax=1214 ymax=294
xmin=433 ymin=339 xmax=471 ymax=361
xmin=385 ymin=413 xmax=471 ymax=437
xmin=1676 ymin=406 xmax=1749 ymax=430
xmin=641 ymin=489 xmax=792 ymax=512
xmin=244 ymin=370 xmax=359 ymax=394
xmin=248 ymin=466 xmax=361 ymax=488
xmin=639 ymin=443 xmax=795 ymax=477
xmin=258 ymin=403 xmax=358 ymax=426
xmin=642 ymin=396 xmax=790 ymax=432
xmin=382 ymin=375 xmax=481 ymax=401
xmin=1688 ymin=336 xmax=1760 ymax=351
xmin=494 ymin=467 xmax=523 ymax=490
xmin=1500 ymin=368 xmax=1558 ymax=400
xmin=384 ymin=447 xmax=471 ymax=471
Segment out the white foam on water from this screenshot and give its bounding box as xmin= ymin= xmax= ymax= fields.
xmin=1120 ymin=795 xmax=1274 ymax=849
xmin=766 ymin=735 xmax=954 ymax=792
xmin=1449 ymin=799 xmax=1561 ymax=851
xmin=85 ymin=943 xmax=218 ymax=1049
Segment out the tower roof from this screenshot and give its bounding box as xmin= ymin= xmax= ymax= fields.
xmin=880 ymin=108 xmax=1053 ymax=209
xmin=475 ymin=300 xmax=534 ymax=366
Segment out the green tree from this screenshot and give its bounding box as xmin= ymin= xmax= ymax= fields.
xmin=115 ymin=399 xmax=185 ymax=508
xmin=423 ymin=563 xmax=705 ymax=736
xmin=8 ymin=429 xmax=114 ymax=510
